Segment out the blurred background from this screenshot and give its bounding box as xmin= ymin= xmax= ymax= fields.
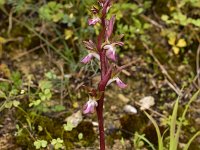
xmin=0 ymin=0 xmax=200 ymax=149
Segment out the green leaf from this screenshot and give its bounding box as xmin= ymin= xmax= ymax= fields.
xmin=39 ymin=80 xmax=52 ymax=91
xmin=51 ymin=139 xmax=57 ymax=145
xmin=9 ymin=89 xmax=19 ymax=96
xmin=78 ymin=133 xmax=83 ymax=140
xmin=161 ymin=15 xmax=169 ymax=21
xmin=40 ymin=140 xmax=48 ymax=148
xmin=39 ymin=94 xmax=46 ymax=101
xmin=169 ymin=97 xmax=179 ymax=150
xmin=13 ymin=100 xmax=20 ymax=107
xmin=63 ymin=122 xmax=74 ymax=131
xmin=34 ymin=100 xmax=42 ymax=106
xmin=0 ymin=90 xmax=6 ymax=98
xmin=183 ymin=131 xmax=200 ymax=150
xmin=144 ymin=111 xmax=163 ymax=150
xmin=0 ymin=0 xmax=5 ymax=6
xmin=34 ymin=141 xmax=41 ymax=149
xmin=56 ymin=138 xmax=63 ymax=143
xmin=44 ymin=89 xmax=51 ymax=95
xmin=52 ymin=105 xmax=65 ymax=112
xmin=4 ymin=101 xmax=13 ymax=109
xmin=55 ymin=143 xmax=63 ymax=149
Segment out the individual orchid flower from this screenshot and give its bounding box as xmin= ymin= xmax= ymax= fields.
xmin=81 ymin=52 xmax=100 ymax=64
xmin=83 ymin=40 xmax=96 ymax=51
xmin=104 ymin=44 xmax=116 ymax=61
xmin=107 ymin=77 xmax=127 ymax=88
xmin=88 ymin=17 xmax=101 ymax=26
xmin=103 ymin=41 xmax=124 ymax=61
xmin=83 ymin=97 xmax=98 ymax=114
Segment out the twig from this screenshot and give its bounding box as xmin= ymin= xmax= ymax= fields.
xmin=134 ymin=101 xmax=166 ymax=118
xmin=140 ymin=14 xmax=163 ymax=30
xmin=196 ymin=44 xmax=200 ymax=87
xmin=7 ymin=10 xmax=13 ymax=37
xmin=143 ymin=43 xmax=182 ymax=96
xmin=0 ymin=78 xmax=11 ymax=83
xmin=1 ymin=9 xmax=69 ymax=61
xmin=12 ymin=37 xmax=60 ymax=60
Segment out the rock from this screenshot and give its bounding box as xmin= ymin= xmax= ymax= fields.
xmin=139 ymin=96 xmax=155 ymax=110
xmin=123 ymin=105 xmax=137 ymax=114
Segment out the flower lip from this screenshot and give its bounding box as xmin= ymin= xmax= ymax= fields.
xmin=83 ymin=98 xmax=98 ymax=114
xmin=81 ymin=53 xmax=93 ymax=64
xmin=81 ymin=53 xmax=100 ymax=64
xmin=88 ymin=17 xmax=101 ymax=26
xmin=106 ymin=77 xmax=127 ymax=89
xmin=104 ymin=44 xmax=116 ymax=61
xmin=116 ymin=77 xmax=127 ymax=88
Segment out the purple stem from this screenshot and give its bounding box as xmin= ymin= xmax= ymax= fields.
xmin=96 ymin=1 xmax=112 ymax=149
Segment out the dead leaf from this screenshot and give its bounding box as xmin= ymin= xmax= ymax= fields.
xmin=64 ymin=110 xmax=83 ymax=128
xmin=139 ymin=96 xmax=155 ymax=110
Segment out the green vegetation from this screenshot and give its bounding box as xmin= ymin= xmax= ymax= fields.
xmin=0 ymin=0 xmax=199 ymax=149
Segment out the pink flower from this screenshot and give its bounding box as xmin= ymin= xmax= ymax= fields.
xmin=104 ymin=44 xmax=116 ymax=61
xmin=81 ymin=53 xmax=100 ymax=64
xmin=104 ymin=42 xmax=124 ymax=61
xmin=107 ymin=77 xmax=127 ymax=88
xmin=88 ymin=17 xmax=101 ymax=25
xmin=116 ymin=77 xmax=127 ymax=88
xmin=83 ymin=98 xmax=98 ymax=114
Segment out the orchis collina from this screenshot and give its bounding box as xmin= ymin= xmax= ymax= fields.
xmin=81 ymin=52 xmax=100 ymax=64
xmin=83 ymin=97 xmax=98 ymax=114
xmin=80 ymin=0 xmax=128 ymax=150
xmin=104 ymin=42 xmax=124 ymax=61
xmin=88 ymin=17 xmax=101 ymax=25
xmin=107 ymin=77 xmax=127 ymax=88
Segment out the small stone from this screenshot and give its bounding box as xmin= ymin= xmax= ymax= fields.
xmin=123 ymin=105 xmax=137 ymax=114
xmin=139 ymin=96 xmax=155 ymax=110
xmin=118 ymin=94 xmax=130 ymax=103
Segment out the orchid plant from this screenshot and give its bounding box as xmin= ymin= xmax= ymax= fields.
xmin=81 ymin=0 xmax=128 ymax=149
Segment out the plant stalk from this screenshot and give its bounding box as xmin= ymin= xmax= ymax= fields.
xmin=96 ymin=94 xmax=105 ymax=150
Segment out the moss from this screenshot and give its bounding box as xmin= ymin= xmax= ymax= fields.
xmin=76 ymin=121 xmax=96 ymax=146
xmin=120 ymin=113 xmax=148 ymax=138
xmin=143 ymin=123 xmax=165 ymax=146
xmin=63 ymin=121 xmax=96 ymax=149
xmin=15 ymin=110 xmax=96 ymax=149
xmin=15 ymin=129 xmax=35 ymax=149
